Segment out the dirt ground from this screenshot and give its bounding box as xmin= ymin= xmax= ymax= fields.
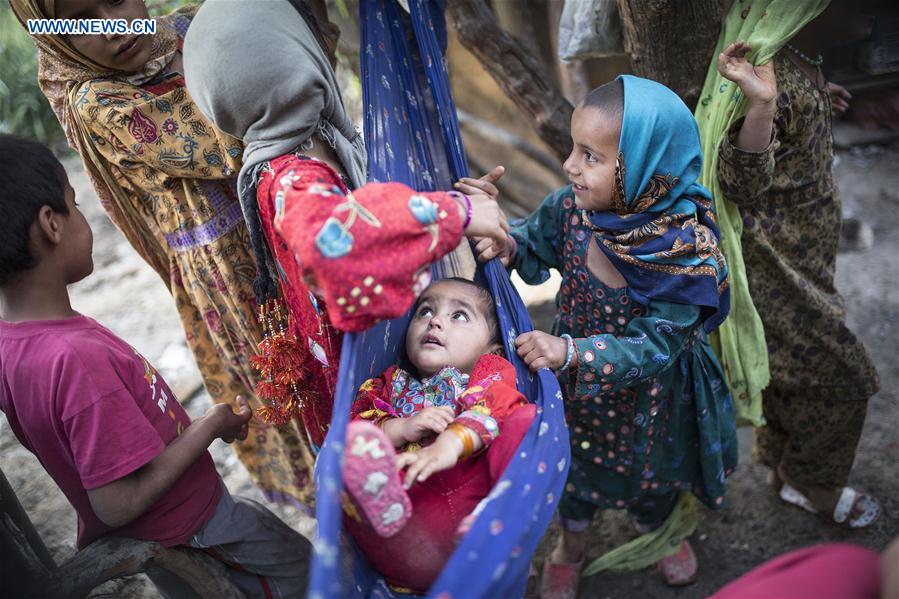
xmin=1 ymin=142 xmax=897 ymax=598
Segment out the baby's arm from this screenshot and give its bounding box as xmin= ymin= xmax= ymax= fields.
xmin=351 ymin=371 xmax=456 ymax=447
xmin=86 ymin=397 xmax=251 ymax=528
xmin=380 ymin=406 xmax=456 ymax=447
xmin=395 ymin=425 xmax=483 ymax=489
xmin=394 ymin=356 xmax=525 ymax=488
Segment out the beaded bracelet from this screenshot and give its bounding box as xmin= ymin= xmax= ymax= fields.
xmin=446 ymin=423 xmax=475 ymax=460
xmin=556 ymin=333 xmax=575 ymax=372
xmin=449 ymin=191 xmax=472 ymax=230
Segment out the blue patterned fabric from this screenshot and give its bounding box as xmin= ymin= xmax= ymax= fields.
xmin=586 ymin=75 xmax=730 ymax=332
xmin=307 ymin=1 xmax=569 ymax=597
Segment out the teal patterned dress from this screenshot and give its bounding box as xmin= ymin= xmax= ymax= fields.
xmin=511 ymin=187 xmax=738 ymax=517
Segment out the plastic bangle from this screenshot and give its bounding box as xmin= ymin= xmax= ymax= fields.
xmin=507 ymin=235 xmax=518 ymax=263
xmin=450 ymin=191 xmax=472 ymax=230
xmin=446 ymin=423 xmax=475 ymax=459
xmin=556 ymin=334 xmax=575 ymax=372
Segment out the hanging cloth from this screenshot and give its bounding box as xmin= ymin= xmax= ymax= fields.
xmin=308 ymin=1 xmax=570 ymax=597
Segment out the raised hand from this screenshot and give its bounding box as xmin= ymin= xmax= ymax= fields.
xmin=717 ymin=41 xmax=777 ymax=109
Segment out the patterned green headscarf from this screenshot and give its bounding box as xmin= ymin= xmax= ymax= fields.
xmin=694 ymin=0 xmax=829 ymax=426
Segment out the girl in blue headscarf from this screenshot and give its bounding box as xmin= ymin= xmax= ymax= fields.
xmin=477 ymin=75 xmax=737 ymax=594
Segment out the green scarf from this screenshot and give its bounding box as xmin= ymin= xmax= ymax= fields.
xmin=584 ymin=493 xmax=698 ymax=575
xmin=694 ymin=0 xmax=829 ymax=426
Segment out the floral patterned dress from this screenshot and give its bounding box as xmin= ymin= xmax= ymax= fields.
xmin=72 ymin=70 xmax=315 ymax=503
xmin=256 ymin=154 xmax=466 ymax=449
xmin=511 ymin=188 xmax=738 ymax=516
xmin=717 ymin=55 xmax=879 ymax=399
xmin=716 ymin=54 xmax=880 ymax=487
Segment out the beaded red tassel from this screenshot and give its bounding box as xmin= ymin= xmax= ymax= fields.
xmin=251 ymin=299 xmax=308 ymax=426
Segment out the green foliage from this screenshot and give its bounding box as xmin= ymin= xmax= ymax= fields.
xmin=332 ymin=0 xmax=350 ymax=19
xmin=0 ymin=4 xmax=64 ymax=146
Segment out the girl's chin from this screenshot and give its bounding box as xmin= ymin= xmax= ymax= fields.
xmin=409 ymin=360 xmax=440 ymax=378
xmin=574 ymin=196 xmax=613 ymax=212
xmin=573 ymin=196 xmax=594 ymax=210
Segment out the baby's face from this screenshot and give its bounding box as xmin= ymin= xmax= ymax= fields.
xmin=406 ymin=280 xmax=497 ymax=378
xmin=563 ymin=105 xmax=621 ymax=212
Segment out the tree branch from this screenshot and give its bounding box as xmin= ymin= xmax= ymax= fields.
xmin=446 ymin=0 xmax=573 ymax=162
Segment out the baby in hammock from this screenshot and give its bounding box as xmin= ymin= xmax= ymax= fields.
xmin=342 ymin=277 xmax=535 ymax=592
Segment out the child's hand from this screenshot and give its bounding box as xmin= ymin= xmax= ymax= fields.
xmin=395 ymin=432 xmax=461 ymax=488
xmin=206 ymin=395 xmax=252 ymax=443
xmin=454 ymin=166 xmax=510 ymax=248
xmin=828 ymin=82 xmax=851 ymax=116
xmin=717 ymin=41 xmax=776 ymax=110
xmin=515 ymin=331 xmax=568 ymax=372
xmin=400 ymin=405 xmax=455 ymax=443
xmin=474 ymin=234 xmax=515 ymax=265
xmin=455 ymin=165 xmax=505 ymax=203
xmin=459 ymin=190 xmax=509 ymax=245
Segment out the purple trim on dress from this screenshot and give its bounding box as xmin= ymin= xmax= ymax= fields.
xmin=164 ymin=202 xmax=244 ymax=251
xmin=260 ymin=488 xmax=315 ymax=515
xmin=172 ymin=14 xmax=191 ymax=38
xmin=197 ymin=178 xmax=236 ymax=213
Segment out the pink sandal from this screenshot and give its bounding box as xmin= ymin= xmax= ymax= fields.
xmin=658 ymin=540 xmax=698 ymax=587
xmin=539 ymin=557 xmax=583 ymax=599
xmin=343 ymin=421 xmax=412 ymax=537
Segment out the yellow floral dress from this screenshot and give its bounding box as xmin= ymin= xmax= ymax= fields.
xmin=72 ymin=69 xmax=316 ymax=507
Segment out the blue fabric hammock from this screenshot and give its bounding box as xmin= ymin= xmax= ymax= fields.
xmin=308 ymin=1 xmax=570 ymax=597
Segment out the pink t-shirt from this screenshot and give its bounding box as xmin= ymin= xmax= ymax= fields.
xmin=0 ymin=315 xmax=221 ymax=548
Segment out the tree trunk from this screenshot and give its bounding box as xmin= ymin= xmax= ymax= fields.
xmin=491 ymin=0 xmax=559 ymax=85
xmin=617 ymin=0 xmax=728 ymax=110
xmin=446 ymin=0 xmax=574 ymax=162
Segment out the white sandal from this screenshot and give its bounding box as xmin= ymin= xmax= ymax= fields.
xmin=779 ymin=483 xmax=881 ymax=529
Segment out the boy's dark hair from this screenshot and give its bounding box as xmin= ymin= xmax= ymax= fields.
xmin=582 ymin=78 xmax=625 ymax=125
xmin=0 ymin=135 xmax=68 ymax=285
xmin=417 ymin=277 xmax=502 ymax=347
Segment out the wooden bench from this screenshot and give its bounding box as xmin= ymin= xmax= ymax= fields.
xmin=0 ymin=467 xmax=243 ymax=598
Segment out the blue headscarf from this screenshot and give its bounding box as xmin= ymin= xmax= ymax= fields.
xmin=586 ymin=75 xmax=730 ymax=332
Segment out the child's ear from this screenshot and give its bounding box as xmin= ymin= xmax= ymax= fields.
xmin=33 ymin=205 xmax=64 ymax=247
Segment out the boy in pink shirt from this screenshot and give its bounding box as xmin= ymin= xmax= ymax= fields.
xmin=0 ymin=135 xmax=310 ymax=598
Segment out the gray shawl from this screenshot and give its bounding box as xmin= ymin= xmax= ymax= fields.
xmin=183 ymin=0 xmax=367 ymax=299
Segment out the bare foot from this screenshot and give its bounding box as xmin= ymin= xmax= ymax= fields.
xmin=766 ymin=468 xmax=782 ymax=491
xmin=549 ymin=531 xmax=587 ymax=565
